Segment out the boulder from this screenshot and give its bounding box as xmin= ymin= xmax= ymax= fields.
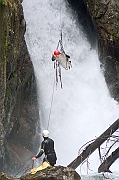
xmin=0 ymin=172 xmax=14 ymax=180
xmin=0 ymin=166 xmax=81 ymax=180
xmin=20 ymin=166 xmax=81 ymax=180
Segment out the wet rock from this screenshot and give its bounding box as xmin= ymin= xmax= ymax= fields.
xmin=0 ymin=172 xmax=14 ymax=180
xmin=0 ymin=166 xmax=81 ymax=180
xmin=83 ymin=0 xmax=119 ymax=101
xmin=20 ymin=166 xmax=81 ymax=180
xmin=0 ymin=0 xmax=39 ymax=174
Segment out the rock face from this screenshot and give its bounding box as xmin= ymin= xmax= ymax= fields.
xmin=67 ymin=0 xmax=119 ymax=101
xmin=0 ymin=172 xmax=14 ymax=180
xmin=20 ymin=166 xmax=81 ymax=180
xmin=0 ymin=0 xmax=40 ymax=175
xmin=0 ymin=0 xmax=119 ymax=178
xmin=66 ymin=0 xmax=97 ymax=48
xmin=0 ymin=166 xmax=81 ymax=180
xmin=83 ymin=0 xmax=119 ymax=101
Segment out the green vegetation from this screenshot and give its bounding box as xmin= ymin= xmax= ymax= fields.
xmin=1 ymin=0 xmax=17 ymax=11
xmin=2 ymin=87 xmax=11 ymax=127
xmin=0 ymin=0 xmax=21 ymax=127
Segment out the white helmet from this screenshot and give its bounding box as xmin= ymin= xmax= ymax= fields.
xmin=42 ymin=130 xmax=49 ymax=138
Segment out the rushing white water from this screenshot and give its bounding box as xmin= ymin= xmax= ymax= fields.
xmin=22 ymin=0 xmax=119 ymax=178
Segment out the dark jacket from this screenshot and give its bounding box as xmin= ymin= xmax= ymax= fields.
xmin=35 ymin=137 xmax=57 ymax=166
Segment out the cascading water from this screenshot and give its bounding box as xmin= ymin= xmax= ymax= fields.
xmin=22 ymin=0 xmax=119 ymax=179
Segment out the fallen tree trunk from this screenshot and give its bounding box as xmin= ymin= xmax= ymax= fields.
xmin=98 ymin=147 xmax=119 ymax=173
xmin=67 ymin=118 xmax=119 ymax=169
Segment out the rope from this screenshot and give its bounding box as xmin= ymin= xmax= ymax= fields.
xmin=47 ymin=0 xmax=62 ymax=130
xmin=47 ymin=0 xmax=63 ymax=130
xmin=60 ymin=0 xmax=62 ymax=36
xmin=47 ymin=77 xmax=56 ymax=130
xmin=56 ymin=0 xmax=63 ymax=52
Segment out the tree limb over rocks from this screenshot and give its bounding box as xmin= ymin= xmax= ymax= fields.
xmin=68 ymin=119 xmax=119 ymax=171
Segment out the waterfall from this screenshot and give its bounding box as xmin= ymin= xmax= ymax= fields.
xmin=22 ymin=0 xmax=119 ymax=176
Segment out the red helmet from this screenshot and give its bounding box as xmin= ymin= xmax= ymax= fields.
xmin=54 ymin=50 xmax=60 ymax=56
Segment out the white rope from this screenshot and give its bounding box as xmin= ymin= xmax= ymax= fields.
xmin=60 ymin=0 xmax=62 ymax=36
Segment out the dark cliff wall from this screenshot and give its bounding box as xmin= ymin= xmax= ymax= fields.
xmin=66 ymin=0 xmax=97 ymax=48
xmin=0 ymin=0 xmax=40 ymax=175
xmin=66 ymin=0 xmax=119 ymax=101
xmin=83 ymin=0 xmax=119 ymax=101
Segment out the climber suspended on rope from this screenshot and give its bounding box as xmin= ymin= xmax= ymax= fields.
xmin=52 ymin=32 xmax=72 ymax=88
xmin=51 ymin=0 xmax=72 ymax=88
xmin=52 ymin=33 xmax=72 ymax=70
